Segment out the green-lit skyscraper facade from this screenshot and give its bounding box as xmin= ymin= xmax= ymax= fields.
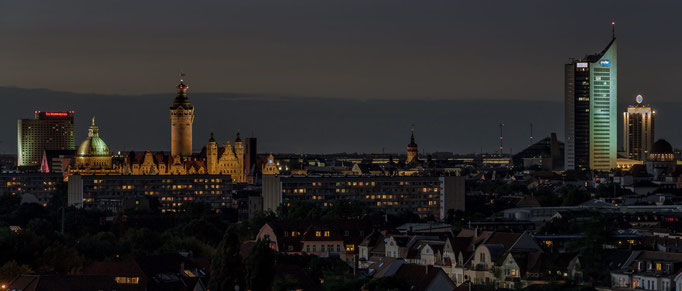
xmin=589 ymin=39 xmax=617 ymax=171
xmin=565 ymin=38 xmax=617 ymax=171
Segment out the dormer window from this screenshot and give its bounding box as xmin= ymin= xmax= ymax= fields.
xmin=315 ymin=231 xmax=321 ymax=237
xmin=324 ymin=231 xmax=331 ymax=237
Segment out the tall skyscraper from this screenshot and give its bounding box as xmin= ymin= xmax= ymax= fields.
xmin=565 ymin=32 xmax=617 ymax=171
xmin=170 ymin=78 xmax=194 ymax=157
xmin=17 ymin=111 xmax=75 ymax=166
xmin=624 ymin=95 xmax=655 ymax=161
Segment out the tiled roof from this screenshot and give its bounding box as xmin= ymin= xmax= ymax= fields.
xmin=393 ymin=263 xmax=455 ymax=291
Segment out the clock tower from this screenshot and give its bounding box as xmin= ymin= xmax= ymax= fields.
xmin=170 ymin=77 xmax=194 ymax=158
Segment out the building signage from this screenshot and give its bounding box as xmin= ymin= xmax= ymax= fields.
xmin=576 ymin=62 xmax=588 ymax=68
xmin=599 ymin=60 xmax=611 ymax=67
xmin=45 ymin=112 xmax=69 ymax=117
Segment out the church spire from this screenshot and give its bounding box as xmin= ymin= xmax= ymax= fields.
xmin=408 ymin=125 xmax=417 ymax=147
xmin=88 ymin=116 xmax=99 ymax=137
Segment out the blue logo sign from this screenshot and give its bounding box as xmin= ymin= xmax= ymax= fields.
xmin=600 ymin=60 xmax=611 ymax=67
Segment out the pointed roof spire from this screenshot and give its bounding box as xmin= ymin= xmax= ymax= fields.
xmin=408 ymin=124 xmax=417 ymax=147
xmin=611 ymin=21 xmax=616 ymax=39
xmin=209 ymin=132 xmax=216 ymax=142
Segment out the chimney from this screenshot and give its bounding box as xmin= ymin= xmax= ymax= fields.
xmin=180 ymin=262 xmax=185 ymax=274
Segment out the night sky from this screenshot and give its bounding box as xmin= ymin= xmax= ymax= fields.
xmin=2 ymin=1 xmax=681 ymax=154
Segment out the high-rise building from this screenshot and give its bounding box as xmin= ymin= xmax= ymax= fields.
xmin=624 ymin=95 xmax=655 ymax=161
xmin=17 ymin=111 xmax=75 ymax=166
xmin=565 ymin=34 xmax=617 ymax=171
xmin=170 ymin=79 xmax=194 ymax=158
xmin=244 ymin=137 xmax=257 ymax=176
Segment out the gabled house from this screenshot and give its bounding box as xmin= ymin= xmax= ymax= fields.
xmin=611 ymin=250 xmax=682 ymax=290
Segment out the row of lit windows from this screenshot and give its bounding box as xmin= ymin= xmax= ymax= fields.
xmin=114 ymin=277 xmax=139 ymax=284
xmin=304 ymin=244 xmax=355 ymax=253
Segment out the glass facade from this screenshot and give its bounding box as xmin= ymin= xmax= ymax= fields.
xmin=565 ymin=39 xmax=617 ymax=171
xmin=589 ymin=40 xmax=617 ymax=171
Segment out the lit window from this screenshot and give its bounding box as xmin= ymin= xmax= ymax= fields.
xmin=315 ymin=231 xmax=321 ymax=237
xmin=324 ymin=231 xmax=330 ymax=237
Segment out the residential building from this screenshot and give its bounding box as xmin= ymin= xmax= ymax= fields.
xmin=256 ymin=219 xmax=383 ymax=265
xmin=262 ymin=175 xmax=465 ymax=219
xmin=611 ymin=250 xmax=682 ymax=290
xmin=0 ymin=173 xmax=64 ymax=205
xmin=67 ymin=174 xmax=232 ymax=213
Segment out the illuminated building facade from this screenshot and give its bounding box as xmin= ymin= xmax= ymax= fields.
xmin=17 ymin=111 xmax=75 ymax=166
xmin=73 ymin=117 xmax=114 ymax=172
xmin=565 ymin=36 xmax=617 ymax=171
xmin=262 ymin=175 xmax=465 ymax=218
xmin=0 ymin=173 xmax=64 ymax=205
xmin=261 ymin=153 xmax=280 ymax=175
xmin=67 ymin=174 xmax=233 ymax=213
xmin=624 ymin=95 xmax=655 ymax=161
xmin=202 ymin=132 xmax=246 ymax=182
xmin=170 ymin=80 xmax=194 ymax=158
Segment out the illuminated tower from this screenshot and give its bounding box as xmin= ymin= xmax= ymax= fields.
xmin=234 ymin=132 xmax=245 ymax=182
xmin=206 ymin=132 xmax=218 ymax=174
xmin=406 ymin=128 xmax=418 ymax=164
xmin=170 ymin=77 xmax=194 ymax=158
xmin=565 ymin=24 xmax=617 ymax=171
xmin=624 ymin=95 xmax=655 ymax=161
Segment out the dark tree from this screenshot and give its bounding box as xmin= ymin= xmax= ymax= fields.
xmin=209 ymin=227 xmax=246 ymax=291
xmin=246 ymin=238 xmax=275 ymax=291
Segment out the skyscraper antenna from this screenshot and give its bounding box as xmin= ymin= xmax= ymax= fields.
xmin=611 ymin=21 xmax=615 ymax=39
xmin=180 ymin=72 xmax=186 ymax=82
xmin=529 ymin=123 xmax=534 ymax=146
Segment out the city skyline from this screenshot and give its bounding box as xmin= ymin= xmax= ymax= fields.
xmin=2 ymin=85 xmax=680 ymax=156
xmin=5 ymin=3 xmax=682 ymax=290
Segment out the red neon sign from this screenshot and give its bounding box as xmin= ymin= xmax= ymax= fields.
xmin=45 ymin=112 xmax=68 ymax=117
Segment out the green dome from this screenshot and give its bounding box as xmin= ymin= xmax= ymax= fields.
xmin=77 ymin=136 xmax=110 ymax=157
xmin=77 ymin=117 xmax=111 ymax=157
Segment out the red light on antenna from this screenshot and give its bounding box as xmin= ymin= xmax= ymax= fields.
xmin=612 ymin=21 xmax=615 ymax=25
